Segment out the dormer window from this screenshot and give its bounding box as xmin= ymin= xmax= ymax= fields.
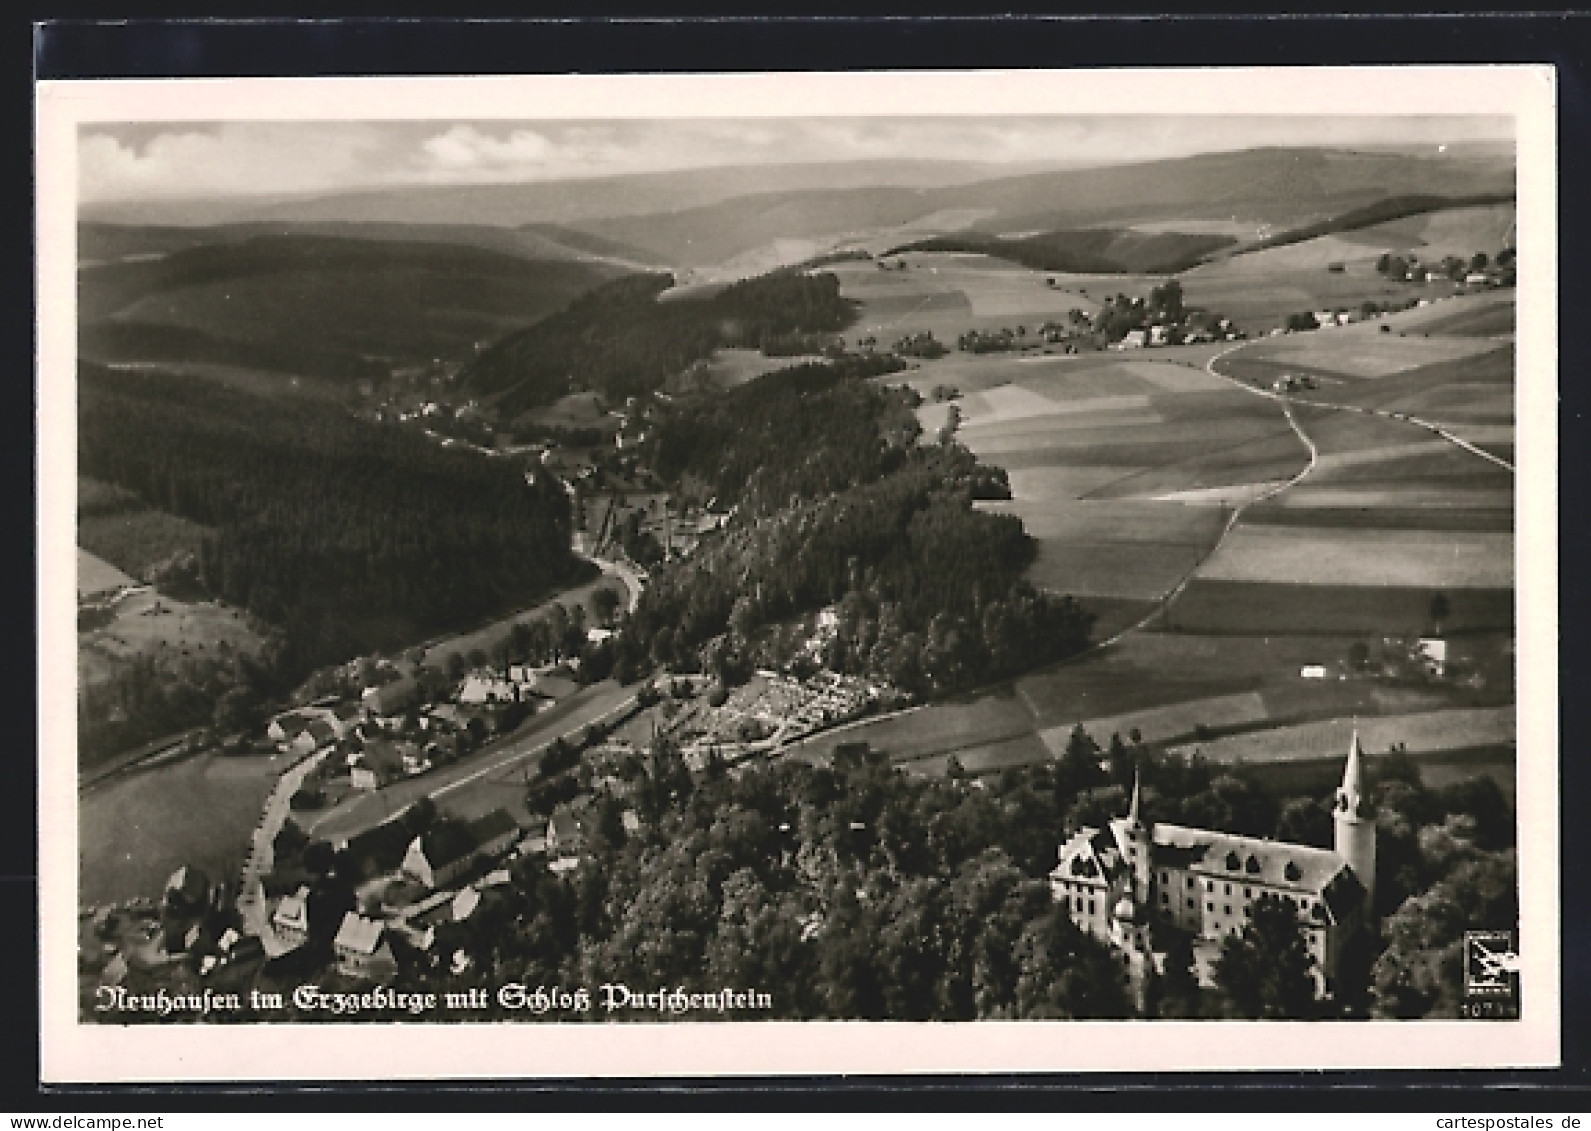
xmin=1245 ymin=855 xmax=1261 ymax=874
xmin=1225 ymin=851 xmax=1241 ymax=870
xmin=1284 ymin=861 xmax=1303 ymax=882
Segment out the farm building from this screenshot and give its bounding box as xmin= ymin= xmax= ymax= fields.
xmin=1050 ymin=735 xmax=1375 ymax=1002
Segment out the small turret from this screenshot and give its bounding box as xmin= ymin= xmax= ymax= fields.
xmin=1333 ymin=729 xmax=1377 ymax=915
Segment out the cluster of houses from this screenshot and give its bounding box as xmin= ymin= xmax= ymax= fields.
xmin=1374 ymin=250 xmax=1515 ymax=289
xmin=1111 ymin=316 xmax=1240 ymax=351
xmin=265 ymin=792 xmax=642 ymax=985
xmin=268 ymin=662 xmax=586 ymax=795
xmin=81 ymin=864 xmax=265 ymax=1005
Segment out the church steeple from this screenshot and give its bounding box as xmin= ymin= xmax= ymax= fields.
xmin=1333 ymin=729 xmax=1377 ymax=915
xmin=1127 ymin=766 xmax=1144 ymax=830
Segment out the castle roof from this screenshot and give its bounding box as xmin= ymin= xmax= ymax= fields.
xmin=1151 ymin=823 xmax=1347 ymax=898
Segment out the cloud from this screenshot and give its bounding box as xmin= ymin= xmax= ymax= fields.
xmin=80 ymin=115 xmax=1515 ymax=204
xmin=79 ymin=122 xmax=389 ymax=203
xmin=421 ymin=125 xmax=553 ymax=170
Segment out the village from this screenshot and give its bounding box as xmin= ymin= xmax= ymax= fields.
xmin=80 ymin=586 xmax=905 ymax=1006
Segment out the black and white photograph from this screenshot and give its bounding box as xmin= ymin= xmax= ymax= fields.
xmin=36 ymin=66 xmax=1558 ymax=1080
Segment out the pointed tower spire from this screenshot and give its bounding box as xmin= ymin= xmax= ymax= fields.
xmin=1333 ymin=725 xmax=1377 ymax=916
xmin=1341 ymin=728 xmax=1365 ymax=800
xmin=1127 ymin=766 xmax=1143 ymax=829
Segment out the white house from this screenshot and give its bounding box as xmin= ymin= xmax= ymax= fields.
xmin=272 ymin=885 xmax=311 ymax=948
xmin=333 ymin=912 xmax=398 ymax=981
xmin=1416 ymin=637 xmax=1449 ymax=678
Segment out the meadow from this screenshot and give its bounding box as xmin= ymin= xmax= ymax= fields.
xmin=79 ymin=588 xmax=266 ymax=688
xmin=1163 ymin=705 xmax=1516 ymax=766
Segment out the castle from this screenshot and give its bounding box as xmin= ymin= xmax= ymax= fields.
xmin=1049 ymin=731 xmax=1376 ymax=1000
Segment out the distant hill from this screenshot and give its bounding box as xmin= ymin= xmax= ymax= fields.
xmin=79 ymin=232 xmax=624 ymax=381
xmin=80 ymin=220 xmax=660 ymax=269
xmin=567 ymin=146 xmax=1516 ymax=268
xmin=81 ymin=159 xmax=1026 ymax=229
xmin=882 ymin=227 xmax=1237 ymax=274
xmin=1222 ymin=192 xmax=1516 ymax=258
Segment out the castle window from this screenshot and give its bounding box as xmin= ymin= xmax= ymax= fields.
xmin=1161 ymin=892 xmax=1169 ymax=905
xmin=1188 ymin=876 xmax=1195 ymax=889
xmin=1187 ymin=898 xmax=1195 ymax=909
xmin=1088 ymin=900 xmax=1095 ymax=915
xmin=1245 ymin=855 xmax=1261 ymax=874
xmin=1206 ymin=880 xmax=1214 ymax=892
xmin=1224 ymin=905 xmax=1231 ymax=915
xmin=1224 ymin=884 xmax=1231 ymax=896
xmin=1245 ymin=887 xmax=1252 ymax=898
xmin=1285 ymin=861 xmax=1303 ymax=882
xmin=1225 ymin=851 xmax=1241 ymax=870
xmin=1160 ymin=871 xmax=1169 ymax=884
xmin=1206 ymin=902 xmax=1213 ymax=913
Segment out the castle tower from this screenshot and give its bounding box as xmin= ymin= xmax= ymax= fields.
xmin=1120 ymin=769 xmax=1153 ymax=901
xmin=1333 ymin=729 xmax=1377 ymax=915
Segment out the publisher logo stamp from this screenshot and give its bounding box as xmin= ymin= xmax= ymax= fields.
xmin=1462 ymin=929 xmax=1520 ymax=1018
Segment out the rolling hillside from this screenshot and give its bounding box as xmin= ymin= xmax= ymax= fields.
xmin=882 ymin=228 xmax=1237 ymax=274
xmin=80 ymin=220 xmax=660 ymax=268
xmin=82 ymin=159 xmax=1020 ymax=228
xmin=568 ymin=146 xmax=1516 ymax=268
xmin=78 ymin=232 xmax=625 ymax=381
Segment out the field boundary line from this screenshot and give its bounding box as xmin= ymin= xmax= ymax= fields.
xmin=1202 ymin=337 xmax=1515 ymax=473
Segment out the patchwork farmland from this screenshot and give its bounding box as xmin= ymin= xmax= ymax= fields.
xmin=817 ymin=260 xmax=1516 ymax=782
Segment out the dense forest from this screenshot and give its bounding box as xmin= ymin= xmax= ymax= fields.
xmin=78 ymin=233 xmax=619 ymax=381
xmin=143 ymin=732 xmax=1515 ymax=1022
xmin=458 ymin=270 xmax=857 ymax=416
xmin=883 ymin=228 xmax=1235 ymax=275
xmin=612 ymin=363 xmax=1092 ymax=693
xmin=79 ymin=363 xmax=587 ymax=678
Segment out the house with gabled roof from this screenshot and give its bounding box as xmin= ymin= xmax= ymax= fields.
xmin=1050 ymin=733 xmax=1376 ymax=1002
xmin=401 ymin=809 xmax=520 ymax=889
xmin=272 ymin=885 xmax=311 ymax=948
xmin=333 ymin=912 xmax=398 ymax=981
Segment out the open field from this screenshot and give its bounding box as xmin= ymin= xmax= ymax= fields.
xmin=1165 ymin=580 xmax=1513 ymax=635
xmin=77 ymin=549 xmax=136 ymax=600
xmin=80 ymin=750 xmax=281 ymax=906
xmin=1355 ymin=202 xmax=1516 ymax=261
xmin=1233 ymin=325 xmax=1502 ymax=379
xmin=1195 ymin=525 xmax=1512 ymax=589
xmin=1164 ymin=705 xmax=1515 ymax=766
xmin=79 ymin=588 xmax=266 ymax=688
xmin=1038 ymin=690 xmax=1271 ymax=754
xmin=833 ymin=254 xmax=1124 ymax=344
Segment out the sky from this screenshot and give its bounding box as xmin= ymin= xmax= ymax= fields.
xmin=79 ymin=115 xmax=1515 ymax=204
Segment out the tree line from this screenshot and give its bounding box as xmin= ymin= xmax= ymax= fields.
xmin=458 ymin=270 xmax=858 ymax=417
xmin=79 ymin=363 xmax=586 ymax=688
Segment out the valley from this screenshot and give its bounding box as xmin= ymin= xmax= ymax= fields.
xmin=72 ymin=134 xmax=1524 ymax=1025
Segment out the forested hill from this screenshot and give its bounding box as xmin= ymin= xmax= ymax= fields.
xmin=79 ymin=363 xmax=586 ymax=674
xmin=882 ymin=228 xmax=1236 ymax=275
xmin=611 ymin=363 xmax=1093 ymax=695
xmin=78 ymin=233 xmax=622 ymax=383
xmin=457 ymin=270 xmax=857 ymax=416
